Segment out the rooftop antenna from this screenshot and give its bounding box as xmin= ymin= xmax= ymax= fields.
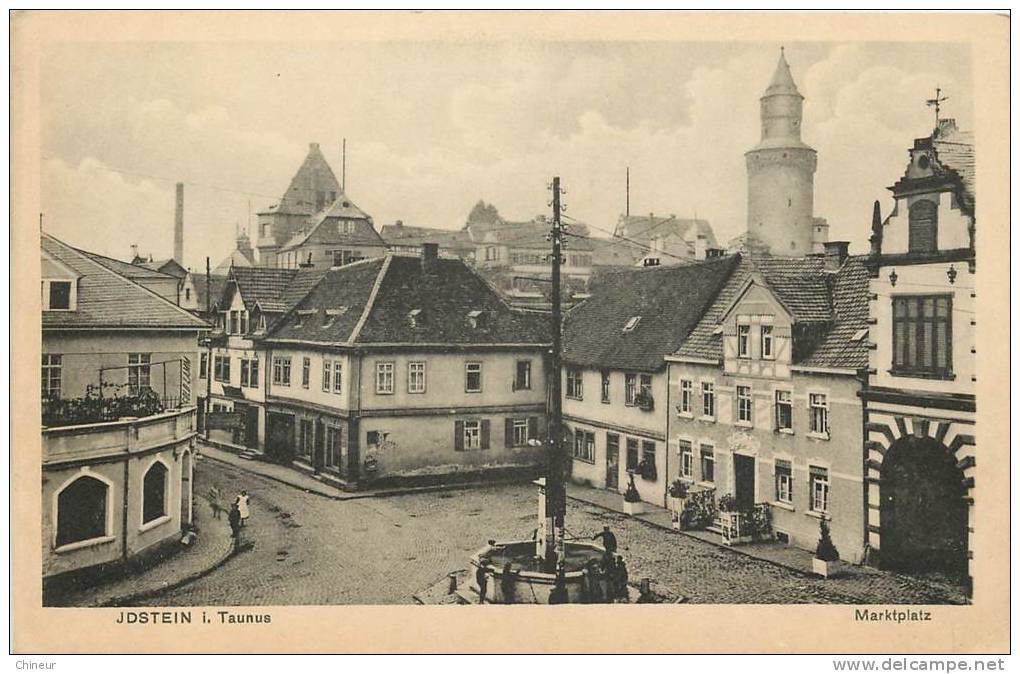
xmin=926 ymin=86 xmax=949 ymax=129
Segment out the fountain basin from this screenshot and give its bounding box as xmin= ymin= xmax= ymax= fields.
xmin=468 ymin=540 xmax=609 ymax=604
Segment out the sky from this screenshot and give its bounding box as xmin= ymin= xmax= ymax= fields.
xmin=39 ymin=40 xmax=972 ymax=271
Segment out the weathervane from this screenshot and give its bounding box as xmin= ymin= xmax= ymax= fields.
xmin=926 ymin=86 xmax=948 ymax=128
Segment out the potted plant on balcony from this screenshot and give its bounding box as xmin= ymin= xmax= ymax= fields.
xmin=667 ymin=479 xmax=688 ymax=528
xmin=813 ymin=518 xmax=840 ymax=578
xmin=623 ymin=472 xmax=643 ymax=515
xmin=635 ymin=391 xmax=655 ymax=412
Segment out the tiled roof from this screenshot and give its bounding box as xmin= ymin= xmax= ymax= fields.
xmin=280 ymin=194 xmax=384 ymax=252
xmin=140 ymin=258 xmax=188 ymax=279
xmin=41 ymin=233 xmax=208 ymax=331
xmin=228 ymin=267 xmax=296 ymax=311
xmin=379 ymin=223 xmax=476 ymax=252
xmin=265 ymin=255 xmax=550 ymax=347
xmin=562 ymin=255 xmax=739 ymax=371
xmin=673 ymin=253 xmax=870 ymax=369
xmin=78 ymin=249 xmax=179 ymax=280
xmin=485 ymin=220 xmax=594 ymax=251
xmin=934 ymin=128 xmax=975 ymax=207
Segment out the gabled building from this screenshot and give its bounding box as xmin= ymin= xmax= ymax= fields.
xmin=260 ymin=245 xmax=550 ymax=488
xmin=136 ymin=257 xmax=188 ymax=280
xmin=197 ymin=265 xmax=325 ymax=451
xmin=212 ymin=231 xmax=257 ymax=275
xmin=665 ymin=246 xmax=870 ymax=562
xmin=380 ymin=220 xmax=476 ymax=260
xmin=861 ymin=117 xmax=975 ymax=589
xmin=613 ymin=213 xmax=720 ymax=265
xmin=256 ymin=142 xmax=343 ymax=267
xmin=562 ymin=255 xmax=739 ymax=506
xmin=41 ymin=232 xmax=207 ymax=596
xmin=275 ymin=193 xmax=386 ymax=270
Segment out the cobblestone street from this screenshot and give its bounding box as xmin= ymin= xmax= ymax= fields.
xmin=145 ymin=457 xmax=966 ymax=606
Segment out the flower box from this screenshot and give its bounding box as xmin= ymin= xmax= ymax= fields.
xmin=812 ymin=557 xmax=834 ymax=578
xmin=623 ymin=500 xmax=644 ymax=516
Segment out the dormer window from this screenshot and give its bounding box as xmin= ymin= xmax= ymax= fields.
xmin=467 ymin=310 xmax=487 ymax=329
xmin=408 ymin=308 xmax=424 ymax=328
xmin=323 ymin=307 xmax=347 ymax=328
xmin=623 ymin=316 xmax=641 ymax=333
xmin=295 ymin=308 xmax=316 ymax=328
xmin=43 ymin=279 xmax=75 ymax=311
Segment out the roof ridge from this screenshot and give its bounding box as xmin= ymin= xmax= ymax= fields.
xmin=347 ymin=256 xmax=393 ymax=345
xmin=42 ymin=232 xmax=209 ymax=329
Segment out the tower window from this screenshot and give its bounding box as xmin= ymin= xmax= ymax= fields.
xmin=908 ymin=199 xmax=938 ymax=253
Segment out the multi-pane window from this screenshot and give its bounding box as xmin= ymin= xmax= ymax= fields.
xmin=761 ymin=325 xmax=774 ymax=359
xmin=908 ymin=198 xmax=938 ymax=254
xmin=128 ymin=353 xmax=151 ymax=395
xmin=463 ymin=420 xmax=482 ymax=450
xmin=376 ymin=362 xmax=394 ymax=394
xmin=408 ymin=361 xmax=426 ymax=394
xmin=272 ymin=356 xmax=291 ymax=386
xmin=240 ymin=358 xmax=250 ymax=388
xmin=625 ymin=438 xmax=639 ymax=471
xmin=465 ymin=362 xmax=482 ymax=393
xmin=332 ymin=361 xmax=343 ymax=393
xmin=515 ymin=360 xmax=531 ymax=391
xmin=679 ymin=440 xmax=694 ymax=479
xmin=737 ymin=385 xmax=753 ymax=424
xmin=572 ymin=429 xmax=596 ymax=462
xmin=892 ymin=295 xmax=953 ymax=378
xmin=239 ymin=311 xmax=249 ymax=336
xmin=214 ymin=355 xmax=231 ymax=383
xmin=42 ymin=354 xmax=62 ymax=399
xmin=240 ymin=358 xmax=259 ymax=388
xmin=641 ymin=441 xmax=656 ymax=478
xmin=700 ymin=445 xmax=715 ymax=484
xmin=624 ymin=373 xmax=637 ymax=405
xmin=565 ymin=368 xmax=583 ymax=400
xmin=701 ymin=381 xmax=715 ymax=418
xmin=775 ymin=459 xmax=793 ymax=504
xmin=511 ymin=418 xmax=530 ymax=447
xmin=600 ymin=370 xmax=611 ymax=404
xmin=775 ymin=390 xmax=793 ymax=431
xmin=810 ymin=466 xmax=830 ymax=513
xmin=322 ymin=360 xmax=332 ymax=392
xmin=639 ymin=374 xmax=653 ymax=402
xmin=199 ymin=353 xmax=208 ymax=379
xmin=302 ymin=357 xmax=311 ymax=388
xmin=809 ymin=393 xmax=829 ymax=436
xmin=325 ymin=425 xmax=343 ymax=469
xmin=228 ymin=310 xmax=239 ymax=335
xmin=737 ymin=323 xmax=751 ymax=358
xmin=679 ymin=379 xmax=693 ymax=414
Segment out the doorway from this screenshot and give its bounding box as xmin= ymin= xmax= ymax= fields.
xmin=265 ymin=412 xmax=296 ymax=464
xmin=733 ymin=454 xmax=756 ymax=511
xmin=605 ymin=434 xmax=620 ymax=490
xmin=881 ymin=436 xmax=967 ymax=577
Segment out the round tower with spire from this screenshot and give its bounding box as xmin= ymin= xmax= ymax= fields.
xmin=745 ymin=48 xmax=818 ymax=256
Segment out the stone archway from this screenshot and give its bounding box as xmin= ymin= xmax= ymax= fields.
xmin=880 ymin=435 xmax=967 ymax=575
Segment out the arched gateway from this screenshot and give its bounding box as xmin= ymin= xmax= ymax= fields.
xmin=865 ymin=415 xmax=974 ymax=583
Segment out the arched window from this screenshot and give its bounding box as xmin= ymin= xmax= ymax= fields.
xmin=908 ymin=199 xmax=938 ymax=253
xmin=56 ymin=475 xmax=108 ymax=547
xmin=142 ymin=461 xmax=168 ymax=524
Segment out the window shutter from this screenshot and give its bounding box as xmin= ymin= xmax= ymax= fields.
xmin=505 ymin=418 xmax=514 ymax=448
xmin=481 ymin=419 xmax=491 ymax=450
xmin=454 ymin=421 xmax=464 ymax=451
xmin=527 ymin=416 xmax=538 ymax=441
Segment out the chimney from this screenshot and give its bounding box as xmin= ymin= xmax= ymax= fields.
xmin=422 ymin=242 xmax=439 ymax=274
xmin=174 ymin=182 xmax=184 ymax=263
xmin=130 ymin=244 xmax=139 ymax=261
xmin=394 ymin=219 xmax=403 ymax=228
xmin=823 ymin=241 xmax=850 ymax=271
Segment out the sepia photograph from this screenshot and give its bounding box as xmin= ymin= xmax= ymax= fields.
xmin=10 ymin=9 xmax=1010 ymax=655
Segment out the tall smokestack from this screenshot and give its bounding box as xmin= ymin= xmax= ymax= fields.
xmin=174 ymin=182 xmax=184 ymax=263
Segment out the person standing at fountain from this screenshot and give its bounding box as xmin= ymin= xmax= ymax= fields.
xmin=549 ymin=563 xmax=568 ymax=604
xmin=500 ymin=562 xmax=517 ymax=604
xmin=585 ymin=559 xmax=604 ymax=603
xmin=593 ymin=526 xmax=617 ymax=555
xmin=614 ymin=555 xmax=629 ymax=602
xmin=475 ymin=561 xmax=491 ymax=604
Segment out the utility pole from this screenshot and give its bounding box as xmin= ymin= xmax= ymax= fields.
xmin=543 ymin=176 xmax=566 ymax=569
xmin=204 ymin=256 xmax=212 ymax=435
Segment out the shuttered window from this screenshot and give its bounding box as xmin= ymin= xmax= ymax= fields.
xmin=908 ymin=199 xmax=938 ymax=253
xmin=892 ymin=295 xmax=953 ymax=378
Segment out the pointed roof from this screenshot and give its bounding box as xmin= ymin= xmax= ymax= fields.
xmin=41 ymin=232 xmax=208 ymax=331
xmin=273 ymin=143 xmax=342 ymax=216
xmin=213 ymin=246 xmax=256 ymax=275
xmin=765 ymin=48 xmax=800 ymax=97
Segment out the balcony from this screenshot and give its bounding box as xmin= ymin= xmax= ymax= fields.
xmin=43 ymin=406 xmax=196 ymax=466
